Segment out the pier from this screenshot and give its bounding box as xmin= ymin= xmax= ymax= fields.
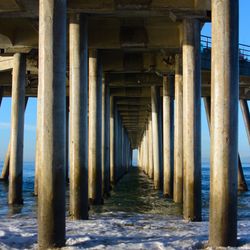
xmin=0 ymin=0 xmax=249 ymax=249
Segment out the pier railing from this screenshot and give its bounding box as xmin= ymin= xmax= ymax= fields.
xmin=201 ymin=35 xmax=250 ymax=75
xmin=201 ymin=35 xmax=250 ymax=62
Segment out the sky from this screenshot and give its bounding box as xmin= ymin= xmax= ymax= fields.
xmin=0 ymin=1 xmax=250 ymax=163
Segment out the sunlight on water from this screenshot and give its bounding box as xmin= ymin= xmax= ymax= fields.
xmin=1 ymin=162 xmax=250 ymax=222
xmin=91 ymin=168 xmax=182 ymax=218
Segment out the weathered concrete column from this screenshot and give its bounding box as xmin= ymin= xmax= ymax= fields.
xmin=151 ymin=85 xmax=160 ymax=189
xmin=115 ymin=111 xmax=122 ymax=180
xmin=182 ymin=19 xmax=201 ymax=221
xmin=102 ymin=79 xmax=106 ymax=194
xmin=158 ymin=97 xmax=163 ymax=189
xmin=1 ymin=98 xmax=28 ymax=182
xmin=118 ymin=114 xmax=122 ymax=178
xmin=140 ymin=138 xmax=143 ymax=169
xmin=123 ymin=131 xmax=126 ymax=171
xmin=8 ymin=53 xmax=26 ymax=205
xmin=240 ymin=99 xmax=250 ymax=144
xmin=110 ymin=96 xmax=115 ymax=184
xmin=131 ymin=147 xmax=133 ymax=167
xmin=143 ymin=134 xmax=146 ymax=172
xmin=102 ymin=79 xmax=110 ymax=196
xmin=88 ymin=49 xmax=103 ymax=205
xmin=124 ymin=132 xmax=127 ymax=171
xmin=127 ymin=132 xmax=130 ymax=172
xmin=239 ymin=99 xmax=250 ymax=191
xmin=123 ymin=129 xmax=127 ymax=174
xmin=114 ymin=105 xmax=119 ymax=182
xmin=209 ymin=0 xmax=239 ymax=246
xmin=238 ymin=157 xmax=248 ymax=191
xmin=69 ymin=14 xmax=88 ymax=219
xmin=34 ymin=73 xmax=42 ymax=196
xmin=121 ymin=126 xmax=125 ymax=175
xmin=138 ymin=145 xmax=141 ymax=168
xmin=146 ymin=124 xmax=150 ymax=175
xmin=126 ymin=134 xmax=130 ymax=171
xmin=0 ymin=92 xmax=8 ymax=181
xmin=173 ymin=54 xmax=183 ymax=203
xmin=148 ymin=118 xmax=154 ymax=179
xmin=163 ymin=75 xmax=174 ymax=198
xmin=66 ymin=97 xmax=69 ymax=183
xmin=1 ymin=143 xmax=10 ymax=181
xmin=141 ymin=134 xmax=144 ymax=171
xmin=204 ymin=97 xmax=247 ymax=192
xmin=38 ymin=0 xmax=66 ymax=248
xmin=143 ymin=130 xmax=148 ymax=174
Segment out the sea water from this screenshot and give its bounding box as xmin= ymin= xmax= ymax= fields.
xmin=1 ymin=162 xmax=250 ymax=222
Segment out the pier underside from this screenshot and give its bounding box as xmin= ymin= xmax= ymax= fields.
xmin=0 ymin=0 xmax=249 ymax=249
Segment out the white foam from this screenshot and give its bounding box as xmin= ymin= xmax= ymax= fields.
xmin=0 ymin=213 xmax=250 ymax=249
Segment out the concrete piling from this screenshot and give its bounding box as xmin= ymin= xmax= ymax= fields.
xmin=240 ymin=99 xmax=250 ymax=146
xmin=173 ymin=54 xmax=183 ymax=204
xmin=151 ymin=85 xmax=160 ymax=189
xmin=38 ymin=0 xmax=67 ymax=248
xmin=204 ymin=97 xmax=248 ymax=192
xmin=209 ymin=0 xmax=239 ymax=246
xmin=102 ymin=78 xmax=111 ymax=196
xmin=110 ymin=96 xmax=115 ymax=184
xmin=0 ymin=1 xmax=246 ymax=248
xmin=88 ymin=49 xmax=103 ymax=205
xmin=34 ymin=71 xmax=42 ymax=197
xmin=146 ymin=123 xmax=150 ymax=175
xmin=66 ymin=97 xmax=69 ymax=183
xmin=69 ymin=14 xmax=89 ymax=219
xmin=8 ymin=53 xmax=26 ymax=205
xmin=163 ymin=75 xmax=174 ymax=198
xmin=1 ymin=143 xmax=11 ymax=181
xmin=1 ymin=98 xmax=28 ymax=183
xmin=182 ymin=19 xmax=201 ymax=221
xmin=148 ymin=118 xmax=154 ymax=179
xmin=158 ymin=97 xmax=163 ymax=189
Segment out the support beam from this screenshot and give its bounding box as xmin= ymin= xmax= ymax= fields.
xmin=117 ymin=113 xmax=122 ymax=180
xmin=204 ymin=97 xmax=248 ymax=192
xmin=38 ymin=0 xmax=66 ymax=248
xmin=148 ymin=117 xmax=154 ymax=179
xmin=102 ymin=79 xmax=111 ymax=196
xmin=158 ymin=97 xmax=163 ymax=189
xmin=182 ymin=19 xmax=201 ymax=221
xmin=146 ymin=124 xmax=150 ymax=175
xmin=114 ymin=106 xmax=119 ymax=182
xmin=163 ymin=75 xmax=174 ymax=198
xmin=34 ymin=72 xmax=41 ymax=196
xmin=110 ymin=96 xmax=115 ymax=184
xmin=173 ymin=54 xmax=183 ymax=203
xmin=88 ymin=49 xmax=103 ymax=205
xmin=151 ymin=85 xmax=160 ymax=189
xmin=102 ymin=79 xmax=106 ymax=195
xmin=8 ymin=53 xmax=26 ymax=205
xmin=121 ymin=126 xmax=125 ymax=175
xmin=209 ymin=0 xmax=239 ymax=246
xmin=69 ymin=14 xmax=88 ymax=219
xmin=66 ymin=97 xmax=69 ymax=183
xmin=238 ymin=156 xmax=248 ymax=191
xmin=240 ymin=99 xmax=250 ymax=145
xmin=1 ymin=144 xmax=10 ymax=181
xmin=1 ymin=97 xmax=28 ymax=182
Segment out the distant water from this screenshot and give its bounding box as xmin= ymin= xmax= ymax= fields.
xmin=1 ymin=162 xmax=250 ymax=221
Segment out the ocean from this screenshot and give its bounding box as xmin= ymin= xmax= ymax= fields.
xmin=1 ymin=162 xmax=250 ymax=249
xmin=1 ymin=162 xmax=250 ymax=221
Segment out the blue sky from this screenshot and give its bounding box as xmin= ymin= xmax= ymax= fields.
xmin=201 ymin=0 xmax=250 ymax=162
xmin=0 ymin=1 xmax=249 ymax=163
